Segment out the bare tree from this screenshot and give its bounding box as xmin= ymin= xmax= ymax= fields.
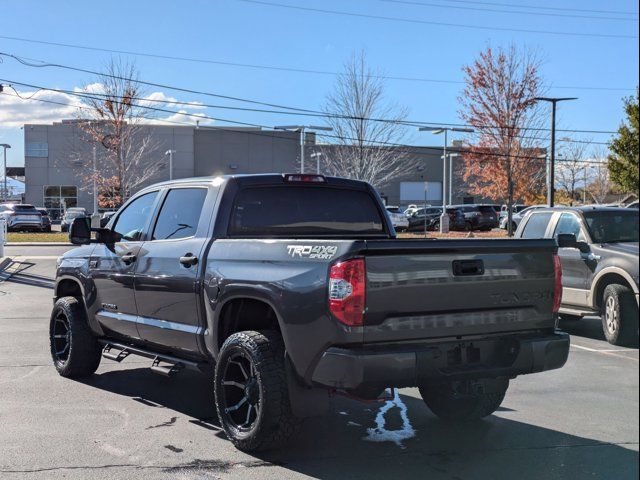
xmin=69 ymin=59 xmax=162 ymax=207
xmin=321 ymin=51 xmax=417 ymax=189
xmin=555 ymin=139 xmax=592 ymax=205
xmin=458 ymin=44 xmax=548 ymax=235
xmin=587 ymin=146 xmax=614 ymax=204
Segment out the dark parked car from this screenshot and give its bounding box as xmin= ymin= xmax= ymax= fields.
xmin=60 ymin=208 xmax=87 ymax=232
xmin=36 ymin=208 xmax=52 ymax=232
xmin=458 ymin=205 xmax=500 ymax=231
xmin=0 ymin=204 xmax=47 ymax=231
xmin=516 ymin=206 xmax=639 ymax=346
xmin=407 ymin=206 xmax=442 ymax=231
xmin=52 ymin=174 xmax=568 ymax=451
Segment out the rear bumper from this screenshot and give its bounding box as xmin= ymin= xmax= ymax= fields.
xmin=311 ymin=331 xmax=569 ymax=391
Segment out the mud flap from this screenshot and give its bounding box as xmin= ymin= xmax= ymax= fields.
xmin=285 ymin=355 xmax=330 ymax=417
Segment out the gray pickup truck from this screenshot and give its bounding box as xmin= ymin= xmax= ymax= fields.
xmin=51 ymin=174 xmax=568 ymax=452
xmin=515 ymin=206 xmax=639 ymax=346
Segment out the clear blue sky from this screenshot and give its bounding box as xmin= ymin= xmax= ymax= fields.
xmin=1 ymin=0 xmax=638 ymax=167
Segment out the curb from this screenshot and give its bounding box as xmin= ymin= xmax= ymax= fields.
xmin=5 ymin=243 xmax=73 ymax=247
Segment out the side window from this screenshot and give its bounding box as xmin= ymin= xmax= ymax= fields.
xmin=554 ymin=213 xmax=586 ymax=242
xmin=152 ymin=188 xmax=208 ymax=240
xmin=520 ymin=212 xmax=553 ymax=239
xmin=112 ymin=191 xmax=159 ymax=242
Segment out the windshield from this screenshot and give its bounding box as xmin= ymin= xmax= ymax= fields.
xmin=65 ymin=211 xmax=84 ymax=219
xmin=583 ymin=211 xmax=639 ymax=243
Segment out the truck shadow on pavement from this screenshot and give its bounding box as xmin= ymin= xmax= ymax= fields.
xmin=560 ymin=317 xmax=639 ymax=348
xmin=82 ymin=367 xmax=639 ymax=480
xmin=0 ymin=260 xmax=55 ymax=290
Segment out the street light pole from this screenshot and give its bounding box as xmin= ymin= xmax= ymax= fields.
xmin=310 ymin=151 xmax=323 ymax=174
xmin=275 ymin=125 xmax=333 ymax=174
xmin=0 ymin=144 xmax=11 ymax=202
xmin=418 ymin=127 xmax=474 ymax=233
xmin=92 ymin=145 xmax=98 ymax=215
xmin=535 ymin=97 xmax=578 ymax=207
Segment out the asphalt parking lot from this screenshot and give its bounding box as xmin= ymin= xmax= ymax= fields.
xmin=0 ymin=245 xmax=638 ymax=480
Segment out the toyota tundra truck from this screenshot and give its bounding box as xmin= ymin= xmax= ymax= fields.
xmin=51 ymin=173 xmax=569 ymax=452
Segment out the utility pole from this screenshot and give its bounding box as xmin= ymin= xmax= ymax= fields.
xmin=275 ymin=125 xmax=333 ymax=173
xmin=535 ymin=97 xmax=577 ymax=207
xmin=418 ymin=127 xmax=474 ymax=233
xmin=0 ymin=144 xmax=10 ymax=202
xmin=92 ymin=145 xmax=98 ymax=215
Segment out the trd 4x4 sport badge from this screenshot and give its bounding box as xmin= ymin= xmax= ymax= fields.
xmin=286 ymin=245 xmax=338 ymax=260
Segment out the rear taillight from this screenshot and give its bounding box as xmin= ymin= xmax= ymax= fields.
xmin=329 ymin=258 xmax=366 ymax=326
xmin=552 ymin=254 xmax=563 ymax=314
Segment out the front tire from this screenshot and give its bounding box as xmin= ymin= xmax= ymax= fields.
xmin=419 ymin=378 xmax=508 ymax=422
xmin=49 ymin=296 xmax=102 ymax=378
xmin=601 ymin=284 xmax=638 ymax=346
xmin=214 ymin=330 xmax=299 ymax=452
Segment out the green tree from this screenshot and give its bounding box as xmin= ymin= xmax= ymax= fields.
xmin=608 ymin=90 xmax=639 ymax=195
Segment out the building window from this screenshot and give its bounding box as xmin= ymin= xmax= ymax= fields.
xmin=43 ymin=185 xmax=78 ymax=221
xmin=25 ymin=142 xmax=48 ymax=157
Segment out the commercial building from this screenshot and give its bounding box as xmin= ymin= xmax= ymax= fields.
xmin=23 ymin=120 xmax=484 ymax=218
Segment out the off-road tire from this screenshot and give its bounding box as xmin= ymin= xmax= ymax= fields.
xmin=601 ymin=284 xmax=638 ymax=347
xmin=419 ymin=378 xmax=509 ymax=422
xmin=49 ymin=296 xmax=102 ymax=378
xmin=214 ymin=330 xmax=299 ymax=452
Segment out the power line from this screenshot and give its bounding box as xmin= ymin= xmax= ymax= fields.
xmin=20 ymin=85 xmax=611 ymax=146
xmin=0 ymin=79 xmax=611 ymax=165
xmin=235 ymin=0 xmax=638 ymax=39
xmin=423 ymin=0 xmax=639 ymax=16
xmin=0 ymin=53 xmax=621 ymax=135
xmin=380 ymin=0 xmax=638 ymax=21
xmin=0 ymin=35 xmax=637 ymax=93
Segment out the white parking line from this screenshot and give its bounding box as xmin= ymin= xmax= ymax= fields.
xmin=571 ymin=343 xmax=639 ymax=361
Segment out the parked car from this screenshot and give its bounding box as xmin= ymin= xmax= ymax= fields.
xmin=626 ymin=201 xmax=639 ymax=209
xmin=385 ymin=206 xmax=409 ymax=232
xmin=457 ymin=205 xmax=499 ymax=231
xmin=500 ymin=204 xmax=528 ymax=221
xmin=60 ymin=208 xmax=87 ymax=232
xmin=430 ymin=206 xmax=470 ymax=231
xmin=515 ymin=206 xmax=639 ymax=346
xmin=36 ymin=207 xmax=53 ymax=232
xmin=100 ymin=211 xmax=117 ymax=228
xmin=407 ymin=206 xmax=443 ymax=231
xmin=500 ymin=205 xmax=548 ymax=231
xmin=0 ymin=204 xmax=47 ymax=231
xmin=52 ymin=173 xmax=567 ymax=452
xmin=403 ymin=204 xmax=422 ymax=217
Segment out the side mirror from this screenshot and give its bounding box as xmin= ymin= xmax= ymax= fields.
xmin=557 ymin=233 xmax=590 ymax=253
xmin=69 ymin=217 xmax=91 ymax=245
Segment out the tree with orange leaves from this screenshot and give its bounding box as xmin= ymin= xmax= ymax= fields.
xmin=458 ymin=44 xmax=548 ymax=235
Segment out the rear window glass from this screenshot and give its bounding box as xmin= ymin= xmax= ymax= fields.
xmin=478 ymin=206 xmax=496 ymax=214
xmin=14 ymin=205 xmax=37 ymax=212
xmin=152 ymin=188 xmax=207 ymax=240
xmin=521 ymin=212 xmax=553 ymax=238
xmin=229 ymin=186 xmax=385 ymax=236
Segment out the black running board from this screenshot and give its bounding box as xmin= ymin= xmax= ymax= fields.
xmin=98 ymin=340 xmax=206 ymax=376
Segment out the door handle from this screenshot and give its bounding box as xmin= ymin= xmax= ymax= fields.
xmin=581 ymin=252 xmax=601 ymax=262
xmin=179 ymin=254 xmax=198 ymax=267
xmin=121 ymin=253 xmax=137 ymax=265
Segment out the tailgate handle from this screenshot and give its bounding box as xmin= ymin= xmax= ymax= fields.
xmin=453 ymin=259 xmax=484 ymax=276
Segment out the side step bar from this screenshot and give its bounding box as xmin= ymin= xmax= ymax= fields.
xmin=98 ymin=340 xmax=207 ymax=376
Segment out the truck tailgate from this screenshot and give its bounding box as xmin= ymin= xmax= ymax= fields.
xmin=362 ymin=239 xmax=558 ymax=343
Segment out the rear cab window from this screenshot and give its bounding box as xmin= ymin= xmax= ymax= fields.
xmin=229 ymin=186 xmax=386 ymax=237
xmin=520 ymin=212 xmax=553 ymax=238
